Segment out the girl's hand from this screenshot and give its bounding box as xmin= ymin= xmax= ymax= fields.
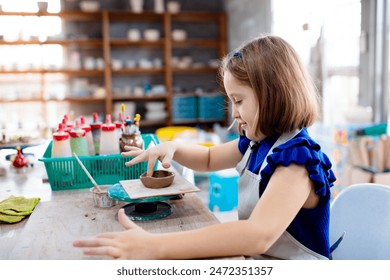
xmin=121 ymin=142 xmax=176 ymax=176
xmin=73 ymin=209 xmax=157 ymax=259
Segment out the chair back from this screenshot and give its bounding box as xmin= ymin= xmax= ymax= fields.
xmin=330 ymin=183 xmax=390 ymax=259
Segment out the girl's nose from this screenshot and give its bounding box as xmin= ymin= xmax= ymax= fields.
xmin=231 ymin=105 xmax=239 ymax=119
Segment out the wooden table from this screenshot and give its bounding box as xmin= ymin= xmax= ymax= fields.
xmin=0 ymin=149 xmax=242 ymax=260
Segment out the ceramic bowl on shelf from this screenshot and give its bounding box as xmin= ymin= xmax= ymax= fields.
xmin=144 ymin=29 xmax=160 ymax=41
xmin=80 ymin=1 xmax=100 ymax=12
xmin=145 ymin=102 xmax=165 ymax=111
xmin=37 ymin=1 xmax=48 ymax=12
xmin=145 ymin=111 xmax=167 ymax=121
xmin=172 ymin=29 xmax=187 ymax=41
xmin=130 ymin=0 xmax=144 ymax=13
xmin=167 ymin=1 xmax=180 ymax=13
xmin=127 ymin=29 xmax=141 ymax=41
xmin=140 ymin=170 xmax=175 ymax=189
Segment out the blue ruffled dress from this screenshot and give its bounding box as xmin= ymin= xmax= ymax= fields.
xmin=238 ymin=128 xmax=337 ymax=258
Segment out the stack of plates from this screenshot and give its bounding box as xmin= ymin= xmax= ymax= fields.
xmin=145 ymin=102 xmax=167 ymax=121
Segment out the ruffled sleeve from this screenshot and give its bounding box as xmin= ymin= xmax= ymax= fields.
xmin=260 ymin=136 xmax=337 ymax=197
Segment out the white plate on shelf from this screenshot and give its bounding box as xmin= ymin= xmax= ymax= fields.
xmin=145 ymin=102 xmax=165 ymax=111
xmin=145 ymin=111 xmax=167 ymax=121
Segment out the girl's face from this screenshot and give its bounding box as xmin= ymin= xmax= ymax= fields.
xmin=224 ymin=71 xmax=263 ymax=142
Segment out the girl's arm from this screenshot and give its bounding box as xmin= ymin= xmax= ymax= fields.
xmin=123 ymin=138 xmax=242 ymax=175
xmin=73 ymin=163 xmax=314 ymax=259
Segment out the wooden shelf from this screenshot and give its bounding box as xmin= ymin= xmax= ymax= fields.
xmin=0 ymin=11 xmax=103 ymax=20
xmin=112 ymin=95 xmax=167 ymax=102
xmin=110 ymin=39 xmax=165 ymax=47
xmin=0 ymin=9 xmax=227 ymax=128
xmin=171 ymin=12 xmax=223 ymax=22
xmin=0 ymin=98 xmax=43 ymax=103
xmin=108 ymin=11 xmax=164 ymax=21
xmin=172 ymin=67 xmax=219 ymax=73
xmin=0 ymin=69 xmax=105 ymax=75
xmin=0 ymin=38 xmax=103 ymax=46
xmin=60 ymin=97 xmax=106 ymax=102
xmin=172 ymin=39 xmax=219 ymax=48
xmin=111 ymin=68 xmax=165 ymax=75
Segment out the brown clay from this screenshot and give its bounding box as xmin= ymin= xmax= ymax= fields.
xmin=140 ymin=170 xmax=175 ymax=189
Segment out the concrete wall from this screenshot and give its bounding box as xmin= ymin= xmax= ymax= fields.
xmin=223 ymin=0 xmax=272 ymax=51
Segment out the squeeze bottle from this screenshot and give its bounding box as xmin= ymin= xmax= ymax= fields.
xmin=80 ymin=115 xmax=94 ymax=155
xmin=90 ymin=112 xmax=102 ymax=155
xmin=100 ymin=114 xmax=120 ymax=155
xmin=51 ymin=123 xmax=72 ymax=158
xmin=69 ymin=119 xmax=89 ymax=156
xmin=114 ymin=112 xmax=124 ymax=140
xmin=62 ymin=114 xmax=74 ymax=132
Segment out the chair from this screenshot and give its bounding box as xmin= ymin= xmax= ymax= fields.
xmin=330 ymin=183 xmax=390 ymax=260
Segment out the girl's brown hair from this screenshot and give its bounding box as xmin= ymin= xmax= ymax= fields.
xmin=219 ymin=35 xmax=320 ymax=137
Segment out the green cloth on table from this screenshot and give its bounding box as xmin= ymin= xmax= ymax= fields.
xmin=0 ymin=196 xmax=40 ymax=223
xmin=0 ymin=212 xmax=25 ymax=223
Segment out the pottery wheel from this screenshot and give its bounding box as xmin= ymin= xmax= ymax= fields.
xmin=122 ymin=202 xmax=172 ymax=221
xmin=108 ymin=183 xmax=175 ymax=221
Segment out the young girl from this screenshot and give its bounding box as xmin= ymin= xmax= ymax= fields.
xmin=73 ymin=35 xmax=336 ymax=260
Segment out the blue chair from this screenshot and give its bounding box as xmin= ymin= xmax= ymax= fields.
xmin=330 ymin=183 xmax=390 ymax=259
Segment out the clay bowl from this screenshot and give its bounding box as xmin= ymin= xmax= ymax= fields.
xmin=140 ymin=170 xmax=175 ymax=189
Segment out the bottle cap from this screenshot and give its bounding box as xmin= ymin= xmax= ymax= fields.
xmin=61 ymin=119 xmax=72 ymax=133
xmin=63 ymin=114 xmax=74 ymax=129
xmin=69 ymin=119 xmax=86 ymax=138
xmin=53 ymin=123 xmax=70 ymax=141
xmin=102 ymin=114 xmax=116 ymax=132
xmin=79 ymin=115 xmax=91 ymax=133
xmin=90 ymin=112 xmax=102 ymax=129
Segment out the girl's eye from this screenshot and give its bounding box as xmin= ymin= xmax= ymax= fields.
xmin=234 ymin=100 xmax=242 ymax=105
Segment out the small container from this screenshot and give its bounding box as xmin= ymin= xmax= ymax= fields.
xmin=80 ymin=115 xmax=94 ymax=155
xmin=144 ymin=29 xmax=160 ymax=41
xmin=167 ymin=1 xmax=180 ymax=13
xmin=154 ymin=0 xmax=164 ymax=13
xmin=62 ymin=114 xmax=74 ymax=132
xmin=52 ymin=123 xmax=72 ymax=158
xmin=69 ymin=119 xmax=89 ymax=156
xmin=172 ymin=29 xmax=187 ymax=41
xmin=37 ymin=1 xmax=48 ymax=12
xmin=127 ymin=29 xmax=141 ymax=41
xmin=130 ymin=0 xmax=144 ymax=13
xmin=100 ymin=114 xmax=120 ymax=155
xmin=120 ymin=132 xmax=144 ymax=153
xmin=90 ymin=112 xmax=102 ymax=155
xmin=90 ymin=185 xmax=118 ymax=208
xmin=80 ymin=1 xmax=100 ymax=12
xmin=114 ymin=112 xmax=124 ymax=140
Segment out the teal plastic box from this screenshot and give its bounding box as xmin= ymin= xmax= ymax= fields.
xmin=39 ymin=133 xmax=159 ymax=191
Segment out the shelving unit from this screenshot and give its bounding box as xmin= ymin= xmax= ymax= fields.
xmin=0 ymin=9 xmax=227 ymax=129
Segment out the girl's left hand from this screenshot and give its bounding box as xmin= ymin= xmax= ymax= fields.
xmin=73 ymin=208 xmax=157 ymax=259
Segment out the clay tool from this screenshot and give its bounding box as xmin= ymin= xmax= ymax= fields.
xmin=73 ymin=152 xmax=102 ymax=192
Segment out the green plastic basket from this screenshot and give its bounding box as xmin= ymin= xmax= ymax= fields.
xmin=39 ymin=133 xmax=159 ymax=191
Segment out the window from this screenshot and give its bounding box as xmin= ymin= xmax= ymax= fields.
xmin=0 ymin=0 xmax=63 ymax=137
xmin=272 ymin=0 xmax=362 ymax=126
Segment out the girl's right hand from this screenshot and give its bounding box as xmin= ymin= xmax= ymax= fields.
xmin=121 ymin=142 xmax=176 ymax=176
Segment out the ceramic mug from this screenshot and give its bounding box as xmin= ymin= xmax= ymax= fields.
xmin=130 ymin=0 xmax=143 ymax=13
xmin=167 ymin=1 xmax=180 ymax=13
xmin=127 ymin=28 xmax=141 ymax=41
